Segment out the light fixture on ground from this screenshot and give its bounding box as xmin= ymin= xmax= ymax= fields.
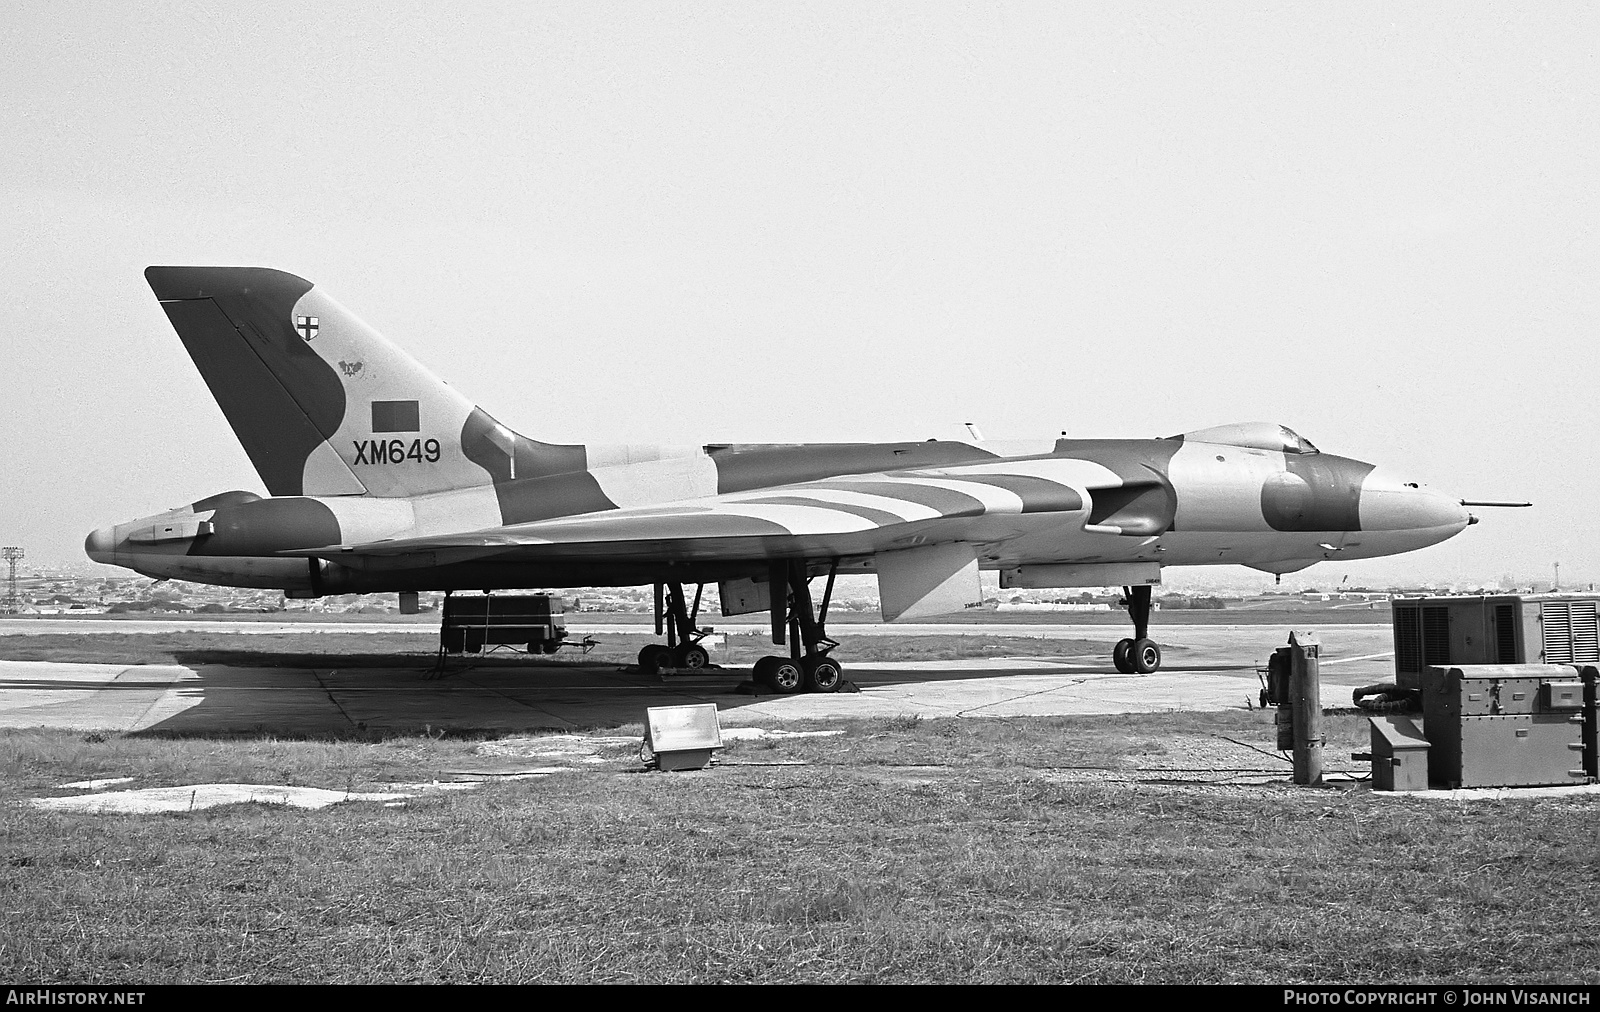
xmin=644 ymin=704 xmax=724 ymax=771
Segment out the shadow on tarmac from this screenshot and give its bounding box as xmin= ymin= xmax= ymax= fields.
xmin=104 ymin=647 xmax=1139 ymax=740
xmin=2 ymin=625 xmax=1390 ymax=740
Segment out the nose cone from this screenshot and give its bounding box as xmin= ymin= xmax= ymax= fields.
xmin=1359 ymin=469 xmax=1470 ymax=535
xmin=84 ymin=526 xmax=118 ymax=564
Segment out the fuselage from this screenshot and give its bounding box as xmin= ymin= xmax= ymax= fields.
xmin=91 ymin=267 xmax=1477 ymax=604
xmin=86 ymin=430 xmax=1471 ymax=594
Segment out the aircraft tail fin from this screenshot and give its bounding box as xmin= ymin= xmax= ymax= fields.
xmin=145 ymin=267 xmax=584 ymax=498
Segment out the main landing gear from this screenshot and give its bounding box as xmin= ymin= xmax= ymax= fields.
xmin=1113 ymin=584 xmax=1162 ymax=674
xmin=637 ymin=582 xmax=714 ymax=675
xmin=751 ymin=559 xmax=846 ymax=695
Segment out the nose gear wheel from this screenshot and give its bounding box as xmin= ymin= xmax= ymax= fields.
xmin=1113 ymin=585 xmax=1163 ymax=674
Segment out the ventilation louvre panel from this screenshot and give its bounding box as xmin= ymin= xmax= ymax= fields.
xmin=1567 ymin=601 xmax=1599 ymax=662
xmin=1422 ymin=606 xmax=1450 ymax=666
xmin=1394 ymin=607 xmax=1421 ymax=674
xmin=1543 ymin=603 xmax=1574 ymax=663
xmin=1494 ymin=604 xmax=1518 ymax=663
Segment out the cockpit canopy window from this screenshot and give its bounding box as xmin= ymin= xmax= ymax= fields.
xmin=1169 ymin=422 xmax=1320 ymax=455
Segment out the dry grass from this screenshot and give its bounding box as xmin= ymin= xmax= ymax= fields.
xmin=1 ymin=713 xmax=1597 ymax=984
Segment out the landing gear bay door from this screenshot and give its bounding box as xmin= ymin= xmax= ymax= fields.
xmin=875 ymin=542 xmax=982 ymax=622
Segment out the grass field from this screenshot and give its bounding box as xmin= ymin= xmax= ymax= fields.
xmin=1 ymin=628 xmax=1590 ymax=984
xmin=2 ymin=711 xmax=1598 ymax=984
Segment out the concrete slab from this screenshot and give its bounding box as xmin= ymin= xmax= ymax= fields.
xmin=0 ymin=619 xmax=434 ymax=636
xmin=1370 ymin=783 xmax=1600 ymax=802
xmin=728 ymin=662 xmax=1381 ymax=721
xmin=0 ymin=660 xmax=201 ymax=732
xmin=150 ymin=666 xmax=355 ymax=736
xmin=60 ymin=776 xmax=136 ymax=790
xmin=0 ymin=617 xmax=1392 ymax=639
xmin=32 ymin=784 xmax=414 ymax=814
xmin=0 ymin=624 xmax=1398 ymax=736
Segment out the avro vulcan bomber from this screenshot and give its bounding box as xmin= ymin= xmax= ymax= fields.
xmin=87 ymin=267 xmax=1508 ymax=691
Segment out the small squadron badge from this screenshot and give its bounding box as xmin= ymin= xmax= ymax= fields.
xmin=295 ymin=316 xmax=319 ymax=342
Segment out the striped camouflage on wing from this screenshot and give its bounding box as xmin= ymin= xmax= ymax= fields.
xmin=289 ymin=459 xmax=1139 ymax=564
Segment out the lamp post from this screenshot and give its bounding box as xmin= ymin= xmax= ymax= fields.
xmin=1 ymin=547 xmax=23 ymax=615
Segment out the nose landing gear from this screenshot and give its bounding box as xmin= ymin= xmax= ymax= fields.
xmin=1112 ymin=584 xmax=1162 ymax=674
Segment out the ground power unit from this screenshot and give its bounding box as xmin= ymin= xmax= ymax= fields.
xmin=1390 ymin=594 xmax=1600 ymax=690
xmin=440 ymin=593 xmax=568 ymax=654
xmin=1421 ymin=664 xmax=1595 ymax=789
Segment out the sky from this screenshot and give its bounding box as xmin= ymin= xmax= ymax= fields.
xmin=2 ymin=2 xmax=1595 ymax=589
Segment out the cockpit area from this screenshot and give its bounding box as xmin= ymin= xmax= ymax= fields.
xmin=1170 ymin=422 xmax=1320 ymax=455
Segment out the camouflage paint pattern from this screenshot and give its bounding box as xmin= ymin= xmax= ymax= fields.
xmin=87 ymin=268 xmax=1474 ymax=599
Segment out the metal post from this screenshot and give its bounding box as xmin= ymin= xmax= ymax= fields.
xmin=665 ymin=583 xmax=684 ymax=649
xmin=818 ymin=560 xmax=838 ymax=628
xmin=1289 ymin=630 xmax=1323 ymax=786
xmin=1 ymin=548 xmax=21 ymax=615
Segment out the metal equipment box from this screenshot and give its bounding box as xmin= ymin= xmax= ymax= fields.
xmin=1366 ymin=715 xmax=1431 ymax=792
xmin=440 ymin=593 xmax=567 ymax=654
xmin=1421 ymin=664 xmax=1588 ymax=789
xmin=1391 ymin=594 xmax=1600 ymax=690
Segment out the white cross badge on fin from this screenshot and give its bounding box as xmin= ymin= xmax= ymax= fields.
xmin=295 ymin=316 xmax=319 ymax=342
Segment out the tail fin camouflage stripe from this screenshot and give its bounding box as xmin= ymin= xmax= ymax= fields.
xmin=460 ymin=406 xmax=587 ymax=485
xmin=146 ymin=267 xmax=588 ymax=500
xmin=147 ymin=268 xmax=344 ymax=497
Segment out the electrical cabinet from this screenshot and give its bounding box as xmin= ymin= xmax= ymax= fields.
xmin=1421 ymin=664 xmax=1589 ymax=788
